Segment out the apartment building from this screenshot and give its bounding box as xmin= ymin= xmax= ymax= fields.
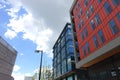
xmin=70 ymin=0 xmax=120 ymax=80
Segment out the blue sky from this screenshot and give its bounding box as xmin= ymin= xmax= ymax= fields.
xmin=0 ymin=0 xmax=73 ymax=80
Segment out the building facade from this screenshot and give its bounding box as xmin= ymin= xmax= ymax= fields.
xmin=24 ymin=76 xmax=33 ymax=80
xmin=70 ymin=0 xmax=120 ymax=80
xmin=33 ymin=66 xmax=53 ymax=80
xmin=53 ymin=23 xmax=79 ymax=80
xmin=0 ymin=36 xmax=17 ymax=80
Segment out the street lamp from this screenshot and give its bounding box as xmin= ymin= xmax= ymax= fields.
xmin=35 ymin=50 xmax=43 ymax=80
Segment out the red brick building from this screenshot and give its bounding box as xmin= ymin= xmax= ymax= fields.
xmin=70 ymin=0 xmax=120 ymax=80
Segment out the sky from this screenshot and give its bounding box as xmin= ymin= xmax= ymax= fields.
xmin=0 ymin=0 xmax=74 ymax=80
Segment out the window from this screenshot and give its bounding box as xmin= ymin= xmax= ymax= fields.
xmin=67 ymin=62 xmax=72 ymax=71
xmin=78 ymin=13 xmax=80 ymax=18
xmin=112 ymin=0 xmax=120 ymax=6
xmin=78 ymin=8 xmax=82 ymax=18
xmin=82 ymin=46 xmax=86 ymax=55
xmin=117 ymin=12 xmax=120 ymax=21
xmin=67 ymin=76 xmax=73 ymax=80
xmin=90 ymin=5 xmax=94 ymax=13
xmin=84 ymin=0 xmax=89 ymax=6
xmin=104 ymin=2 xmax=112 ymax=14
xmin=81 ymin=19 xmax=84 ymax=26
xmin=62 ymin=60 xmax=67 ymax=74
xmin=81 ymin=32 xmax=85 ymax=41
xmin=109 ymin=19 xmax=119 ymax=34
xmin=98 ymin=30 xmax=105 ymax=43
xmin=95 ymin=14 xmax=101 ymax=25
xmin=98 ymin=0 xmax=102 ymax=3
xmin=80 ymin=8 xmax=82 ymax=15
xmin=86 ymin=42 xmax=90 ymax=53
xmin=61 ymin=46 xmax=66 ymax=60
xmin=84 ymin=28 xmax=88 ymax=37
xmin=78 ymin=23 xmax=81 ymax=30
xmin=90 ymin=20 xmax=96 ymax=30
xmin=93 ymin=35 xmax=99 ymax=47
xmin=86 ymin=11 xmax=90 ymax=19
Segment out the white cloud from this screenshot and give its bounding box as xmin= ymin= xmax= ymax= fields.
xmin=12 ymin=72 xmax=24 ymax=80
xmin=12 ymin=65 xmax=33 ymax=80
xmin=13 ymin=65 xmax=21 ymax=72
xmin=5 ymin=0 xmax=74 ymax=57
xmin=4 ymin=29 xmax=17 ymax=39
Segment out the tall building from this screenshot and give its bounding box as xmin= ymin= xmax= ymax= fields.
xmin=70 ymin=0 xmax=120 ymax=80
xmin=53 ymin=23 xmax=80 ymax=80
xmin=0 ymin=36 xmax=17 ymax=80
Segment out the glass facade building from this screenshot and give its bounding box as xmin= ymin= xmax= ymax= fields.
xmin=53 ymin=23 xmax=78 ymax=80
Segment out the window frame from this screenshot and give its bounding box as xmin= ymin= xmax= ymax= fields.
xmin=104 ymin=2 xmax=112 ymax=14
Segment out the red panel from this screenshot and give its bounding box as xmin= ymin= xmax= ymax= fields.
xmin=72 ymin=0 xmax=120 ymax=60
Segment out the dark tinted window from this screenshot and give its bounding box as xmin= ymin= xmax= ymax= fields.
xmin=98 ymin=0 xmax=102 ymax=3
xmin=93 ymin=35 xmax=99 ymax=47
xmin=90 ymin=5 xmax=94 ymax=13
xmin=78 ymin=23 xmax=81 ymax=30
xmin=90 ymin=20 xmax=96 ymax=30
xmin=82 ymin=46 xmax=86 ymax=55
xmin=86 ymin=42 xmax=90 ymax=53
xmin=112 ymin=0 xmax=120 ymax=6
xmin=81 ymin=32 xmax=85 ymax=41
xmin=95 ymin=14 xmax=101 ymax=25
xmin=98 ymin=30 xmax=105 ymax=43
xmin=84 ymin=28 xmax=88 ymax=37
xmin=86 ymin=11 xmax=90 ymax=19
xmin=104 ymin=2 xmax=112 ymax=14
xmin=109 ymin=19 xmax=119 ymax=34
xmin=117 ymin=12 xmax=120 ymax=22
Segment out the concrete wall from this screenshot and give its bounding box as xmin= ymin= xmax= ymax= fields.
xmin=0 ymin=36 xmax=17 ymax=80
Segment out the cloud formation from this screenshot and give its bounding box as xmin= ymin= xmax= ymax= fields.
xmin=12 ymin=65 xmax=33 ymax=80
xmin=4 ymin=0 xmax=74 ymax=57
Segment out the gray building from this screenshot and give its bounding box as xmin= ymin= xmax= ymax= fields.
xmin=0 ymin=36 xmax=17 ymax=80
xmin=24 ymin=76 xmax=33 ymax=80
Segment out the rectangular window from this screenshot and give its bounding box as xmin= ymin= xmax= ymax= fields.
xmin=84 ymin=0 xmax=89 ymax=6
xmin=86 ymin=42 xmax=90 ymax=53
xmin=81 ymin=32 xmax=85 ymax=41
xmin=82 ymin=46 xmax=86 ymax=55
xmin=81 ymin=19 xmax=84 ymax=26
xmin=80 ymin=8 xmax=82 ymax=16
xmin=95 ymin=14 xmax=101 ymax=25
xmin=104 ymin=2 xmax=112 ymax=14
xmin=109 ymin=19 xmax=119 ymax=34
xmin=86 ymin=11 xmax=90 ymax=19
xmin=98 ymin=30 xmax=105 ymax=43
xmin=93 ymin=35 xmax=99 ymax=47
xmin=90 ymin=20 xmax=96 ymax=30
xmin=78 ymin=8 xmax=82 ymax=18
xmin=78 ymin=23 xmax=81 ymax=30
xmin=112 ymin=0 xmax=120 ymax=6
xmin=117 ymin=12 xmax=120 ymax=22
xmin=90 ymin=5 xmax=94 ymax=13
xmin=98 ymin=0 xmax=102 ymax=3
xmin=84 ymin=28 xmax=88 ymax=37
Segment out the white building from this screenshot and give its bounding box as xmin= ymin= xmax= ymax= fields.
xmin=24 ymin=76 xmax=33 ymax=80
xmin=33 ymin=66 xmax=53 ymax=80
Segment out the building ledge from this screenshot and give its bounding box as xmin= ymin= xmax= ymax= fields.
xmin=76 ymin=36 xmax=120 ymax=68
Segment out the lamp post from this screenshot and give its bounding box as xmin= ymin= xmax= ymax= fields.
xmin=35 ymin=50 xmax=43 ymax=80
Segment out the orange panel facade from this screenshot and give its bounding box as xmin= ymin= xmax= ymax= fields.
xmin=72 ymin=0 xmax=120 ymax=60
